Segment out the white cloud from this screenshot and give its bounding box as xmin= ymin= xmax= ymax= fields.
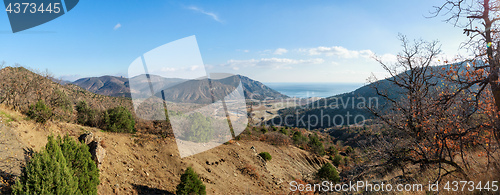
xmin=190 ymin=65 xmax=200 ymax=71
xmin=187 ymin=6 xmax=222 ymax=23
xmin=113 ymin=23 xmax=121 ymax=30
xmin=161 ymin=67 xmax=178 ymax=72
xmin=378 ymin=53 xmax=398 ymax=63
xmin=273 ymin=48 xmax=288 ymax=55
xmin=306 ymin=46 xmax=374 ymax=59
xmin=222 ymin=57 xmax=324 ymax=70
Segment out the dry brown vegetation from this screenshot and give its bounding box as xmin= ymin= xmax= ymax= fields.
xmin=0 ymin=66 xmax=334 ymax=194
xmin=0 ymin=64 xmax=173 ymax=138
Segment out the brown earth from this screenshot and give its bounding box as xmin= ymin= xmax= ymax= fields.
xmin=0 ymin=105 xmax=328 ymax=194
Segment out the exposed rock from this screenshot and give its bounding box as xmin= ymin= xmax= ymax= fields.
xmin=274 ymin=178 xmax=283 ymax=185
xmin=79 ymin=132 xmax=106 ymax=169
xmin=79 ymin=132 xmax=98 ymax=145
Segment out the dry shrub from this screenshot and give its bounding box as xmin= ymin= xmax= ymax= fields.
xmin=240 ymin=164 xmax=260 ymax=180
xmin=100 ymin=140 xmax=107 ymax=148
xmin=260 ymin=132 xmax=290 ymax=146
xmin=134 ymin=120 xmax=174 ymax=138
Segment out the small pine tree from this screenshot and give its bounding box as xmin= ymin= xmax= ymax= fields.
xmin=13 ymin=136 xmax=78 ymax=194
xmin=332 ymin=154 xmax=343 ymax=167
xmin=60 ymin=135 xmax=100 ymax=194
xmin=328 ymin=146 xmax=339 ymax=156
xmin=176 ymin=167 xmax=206 ymax=195
xmin=317 ymin=163 xmax=340 ymax=183
xmin=104 ymin=106 xmax=136 ymax=133
xmin=259 ymin=152 xmax=272 ymax=161
xmin=185 ymin=112 xmax=213 ymax=143
xmin=308 ymin=133 xmax=325 ymax=156
xmin=292 ymin=131 xmax=308 ymax=145
xmin=279 ymin=128 xmax=288 ymax=135
xmin=27 ymin=99 xmax=53 ymax=123
xmin=13 ymin=135 xmax=99 ymax=195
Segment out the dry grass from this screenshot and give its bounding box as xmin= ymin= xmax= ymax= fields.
xmin=240 ymin=163 xmax=260 ymax=180
xmin=260 ymin=132 xmax=291 ymax=146
xmin=359 ymin=150 xmax=500 ymax=195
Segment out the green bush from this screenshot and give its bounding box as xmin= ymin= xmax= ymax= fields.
xmin=317 ymin=163 xmax=339 ymax=183
xmin=332 ymin=154 xmax=343 ymax=167
xmin=292 ymin=131 xmax=308 ymax=145
xmin=328 ymin=146 xmax=339 ymax=156
xmin=103 ymin=106 xmax=136 ymax=133
xmin=271 ymin=126 xmax=278 ymax=131
xmin=176 ymin=167 xmax=206 ymax=195
xmin=345 ymin=146 xmax=354 ymax=154
xmin=279 ymin=128 xmax=288 ymax=135
xmin=13 ymin=135 xmax=99 ymax=194
xmin=76 ymin=100 xmax=97 ymax=127
xmin=344 ymin=156 xmax=351 ymax=166
xmin=27 ymin=99 xmax=53 ymax=123
xmin=60 ymin=135 xmax=100 ymax=194
xmin=308 ymin=133 xmax=325 ymax=156
xmin=259 ymin=152 xmax=272 ymax=161
xmin=184 ymin=112 xmax=213 ymax=143
xmin=261 ymin=127 xmax=268 ymax=134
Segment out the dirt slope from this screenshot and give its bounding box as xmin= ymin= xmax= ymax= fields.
xmin=0 ymin=105 xmax=327 ymax=194
xmin=95 ymin=132 xmax=328 ymax=194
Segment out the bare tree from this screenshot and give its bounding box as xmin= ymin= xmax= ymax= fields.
xmin=365 ymin=35 xmax=493 ymax=181
xmin=431 ymin=0 xmax=500 ymax=141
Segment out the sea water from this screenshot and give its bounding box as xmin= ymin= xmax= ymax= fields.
xmin=264 ymin=82 xmax=364 ymax=98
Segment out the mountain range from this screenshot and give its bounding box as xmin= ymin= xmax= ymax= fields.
xmin=71 ymin=74 xmax=288 ymax=101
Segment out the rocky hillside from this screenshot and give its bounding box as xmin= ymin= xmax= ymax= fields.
xmin=0 ymin=104 xmax=328 ymax=194
xmin=72 ymin=74 xmax=289 ymax=100
xmin=0 ymin=66 xmax=329 ymax=194
xmin=73 ymin=76 xmax=130 ymax=97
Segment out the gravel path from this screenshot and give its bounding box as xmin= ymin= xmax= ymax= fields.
xmin=0 ymin=124 xmax=25 ymax=177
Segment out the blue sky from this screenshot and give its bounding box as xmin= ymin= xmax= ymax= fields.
xmin=0 ymin=0 xmax=467 ymax=83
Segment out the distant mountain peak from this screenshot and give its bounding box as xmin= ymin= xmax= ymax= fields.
xmin=72 ymin=74 xmax=288 ymax=100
